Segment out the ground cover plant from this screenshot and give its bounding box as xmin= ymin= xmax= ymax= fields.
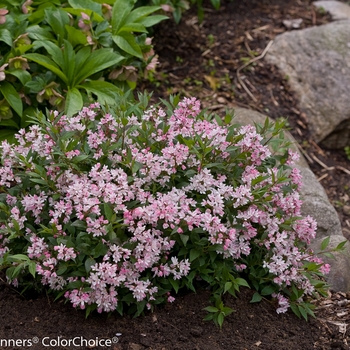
xmin=0 ymin=92 xmax=336 ymax=327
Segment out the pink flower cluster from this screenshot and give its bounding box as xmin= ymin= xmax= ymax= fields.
xmin=0 ymin=97 xmax=327 ymax=314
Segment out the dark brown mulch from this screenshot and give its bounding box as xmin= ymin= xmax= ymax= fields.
xmin=1 ymin=1 xmax=350 ymax=349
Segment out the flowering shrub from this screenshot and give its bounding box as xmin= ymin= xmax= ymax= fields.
xmin=0 ymin=94 xmax=331 ymax=323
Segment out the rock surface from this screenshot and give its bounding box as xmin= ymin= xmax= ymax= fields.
xmin=232 ymin=107 xmax=349 ymax=291
xmin=265 ymin=20 xmax=350 ymax=149
xmin=314 ymin=0 xmax=350 ymax=20
xmin=311 ymin=235 xmax=350 ymax=292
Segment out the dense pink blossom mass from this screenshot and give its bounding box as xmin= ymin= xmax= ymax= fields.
xmin=0 ymin=97 xmax=329 ymax=315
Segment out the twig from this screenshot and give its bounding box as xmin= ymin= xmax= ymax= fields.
xmin=236 ymin=40 xmax=274 ymax=103
xmin=310 ymin=139 xmax=326 ymax=156
xmin=269 ymin=89 xmax=279 ymax=106
xmin=311 ymin=153 xmax=334 ymax=171
xmin=317 ymin=173 xmax=328 ymax=182
xmin=252 ymin=24 xmax=270 ymax=33
xmin=206 ymin=104 xmax=225 ymax=110
xmin=295 ymin=143 xmax=314 ymax=164
xmin=243 ymin=76 xmax=257 ymax=92
xmin=337 ymin=166 xmax=350 ymax=176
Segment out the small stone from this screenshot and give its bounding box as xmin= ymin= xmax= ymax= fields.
xmin=128 ymin=343 xmax=143 ymax=350
xmin=190 ymin=326 xmax=203 ymax=337
xmin=343 ymin=205 xmax=350 ymax=216
xmin=139 ymin=337 xmax=152 ymax=347
xmin=282 ymin=18 xmax=303 ymax=29
xmin=179 ymin=335 xmax=188 ymax=342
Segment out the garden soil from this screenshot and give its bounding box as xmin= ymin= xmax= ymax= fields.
xmin=1 ymin=0 xmax=350 ymax=349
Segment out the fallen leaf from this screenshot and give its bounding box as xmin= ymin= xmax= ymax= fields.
xmin=204 ymin=75 xmax=219 ymax=90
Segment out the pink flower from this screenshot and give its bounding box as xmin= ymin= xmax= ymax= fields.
xmin=78 ymin=12 xmax=91 ymax=31
xmin=0 ymin=9 xmax=9 ymax=24
xmin=0 ymin=63 xmax=8 ymax=81
xmin=22 ymin=0 xmax=33 ymax=14
xmin=161 ymin=4 xmax=174 ymax=12
xmin=272 ymin=293 xmax=290 ymax=314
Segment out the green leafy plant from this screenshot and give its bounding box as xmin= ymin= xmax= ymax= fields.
xmin=147 ymin=0 xmax=220 ymax=24
xmin=0 ymin=0 xmax=167 ymax=141
xmin=344 ymin=145 xmax=350 ymax=160
xmin=203 ymin=297 xmax=234 ymax=328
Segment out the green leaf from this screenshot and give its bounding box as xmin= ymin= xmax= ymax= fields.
xmin=203 ymin=313 xmax=214 ymax=321
xmin=26 ymin=25 xmax=55 ymax=41
xmin=62 ymin=8 xmax=103 ymax=21
xmin=71 ymin=155 xmax=91 ymax=167
xmin=28 ymin=261 xmax=37 ymax=278
xmin=80 ymin=80 xmax=121 ymax=105
xmin=217 ymin=313 xmax=224 ymax=328
xmin=61 ymin=40 xmax=76 ymax=86
xmin=179 ymin=234 xmax=189 ymax=246
xmin=111 ymin=0 xmax=135 ymax=34
xmin=169 ymin=278 xmax=179 ymax=293
xmin=336 ymin=240 xmax=348 ymax=251
xmin=74 ymin=48 xmax=124 ymax=84
xmin=65 ymin=25 xmax=88 ymax=47
xmin=0 ymin=118 xmax=19 ymax=128
xmin=290 ymin=303 xmax=301 ymax=318
xmin=234 ymin=277 xmax=250 ymax=289
xmin=112 ymin=32 xmax=143 ymax=58
xmin=260 ymin=285 xmax=276 ymax=296
xmin=135 ymin=299 xmax=147 ymax=317
xmin=119 ymin=23 xmax=147 ymax=33
xmin=104 ymin=203 xmax=114 ymax=221
xmin=29 ymin=178 xmax=48 ymax=185
xmin=56 ymin=264 xmax=68 ymax=275
xmin=92 ymin=0 xmax=115 ymax=3
xmin=0 ymin=81 xmax=23 ymax=117
xmin=0 ymin=129 xmax=17 ymax=143
xmin=23 ymin=53 xmax=69 ymax=85
xmin=320 ymin=236 xmax=330 ymax=251
xmin=222 ymin=306 xmax=233 ymax=316
xmin=224 ymin=281 xmax=232 ymax=293
xmin=92 ymin=242 xmax=108 ymax=258
xmin=210 ymin=0 xmax=221 ymax=10
xmin=203 ymin=306 xmax=219 ymax=313
xmin=250 ymin=292 xmax=263 ymax=303
xmin=44 ymin=8 xmax=70 ymax=39
xmin=6 ymin=254 xmax=29 ymax=262
xmin=0 ymin=28 xmax=13 ymax=46
xmin=126 ymin=6 xmax=161 ymax=23
xmin=65 ymin=88 xmax=83 ymax=116
xmin=7 ymin=69 xmax=31 ymax=85
xmin=189 ymin=248 xmax=201 ymax=262
xmin=136 ymin=15 xmax=168 ymax=27
xmin=71 ymin=220 xmax=87 ymax=229
xmin=85 ymin=257 xmax=96 ymax=272
xmin=68 ymin=0 xmax=103 ymax=15
xmin=298 ymin=305 xmax=308 ymax=321
xmin=67 ymin=280 xmax=83 ymax=289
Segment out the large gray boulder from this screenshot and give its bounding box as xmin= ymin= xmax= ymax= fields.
xmin=232 ymin=107 xmax=349 ymax=291
xmin=265 ymin=20 xmax=350 ymax=149
xmin=313 ymin=1 xmax=350 ymax=20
